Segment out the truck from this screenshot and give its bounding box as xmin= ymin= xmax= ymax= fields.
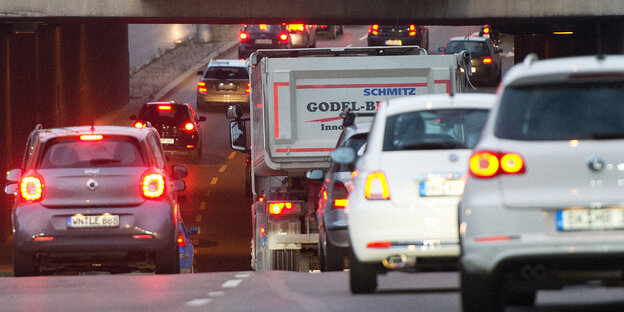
xmin=227 ymin=46 xmax=470 ymax=271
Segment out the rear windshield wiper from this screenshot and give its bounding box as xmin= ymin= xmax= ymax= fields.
xmin=90 ymin=158 xmax=121 ymax=165
xmin=400 ymin=141 xmax=467 ymax=150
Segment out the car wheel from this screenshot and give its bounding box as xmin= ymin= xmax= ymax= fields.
xmin=155 ymin=242 xmax=180 ymax=274
xmin=460 ymin=265 xmax=503 ymax=312
xmin=13 ymin=245 xmax=39 ymax=277
xmin=349 ymin=247 xmax=377 ymax=294
xmin=322 ymin=238 xmax=344 ymax=271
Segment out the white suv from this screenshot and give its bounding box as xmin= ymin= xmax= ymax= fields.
xmin=460 ymin=54 xmax=624 ymax=311
xmin=337 ymin=93 xmax=493 ymax=294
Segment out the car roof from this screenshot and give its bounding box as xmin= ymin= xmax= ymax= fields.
xmin=449 ymin=36 xmax=488 ymax=42
xmin=384 ymin=93 xmax=495 ymax=116
xmin=208 ymin=59 xmax=247 ymax=68
xmin=34 ymin=125 xmax=155 ymax=143
xmin=503 ymin=54 xmax=624 ymax=87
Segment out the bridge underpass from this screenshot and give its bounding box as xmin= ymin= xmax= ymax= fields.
xmin=1 ymin=4 xmax=624 ymax=241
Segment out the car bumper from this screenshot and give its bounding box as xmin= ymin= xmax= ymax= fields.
xmin=367 ymin=36 xmax=422 ymax=47
xmin=197 ymin=93 xmax=249 ymax=105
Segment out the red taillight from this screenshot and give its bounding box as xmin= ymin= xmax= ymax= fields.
xmin=33 ymin=236 xmax=54 ymax=242
xmin=332 ymin=182 xmax=348 ymax=209
xmin=134 ymin=122 xmax=144 ymax=128
xmin=370 ymin=24 xmax=379 ymax=36
xmin=20 ymin=174 xmax=44 ymax=201
xmin=482 ymin=26 xmax=491 ymax=34
xmin=367 ymin=241 xmax=391 ymax=248
xmin=133 ymin=235 xmax=153 ymax=239
xmin=158 ymin=105 xmax=172 ymax=111
xmin=177 ymin=233 xmax=186 ymax=247
xmin=408 ymin=24 xmax=416 ymax=36
xmin=469 ymin=151 xmax=525 ymax=178
xmin=80 ymin=134 xmax=103 ymax=141
xmin=184 ymin=122 xmax=194 ymax=131
xmin=287 ymin=24 xmax=304 ymax=32
xmin=245 ymin=83 xmax=250 ymax=94
xmin=279 ymin=33 xmax=288 ymax=41
xmin=483 ymin=57 xmax=493 ymax=64
xmin=364 ymin=171 xmax=390 ymax=200
xmin=475 ymin=235 xmax=510 ymax=243
xmin=198 ymin=81 xmax=207 ymax=94
xmin=142 ymin=172 xmax=165 ymax=198
xmin=334 ymin=199 xmax=347 ymax=209
xmin=268 ymin=202 xmax=295 ymax=215
xmin=240 ymin=32 xmax=248 ymax=41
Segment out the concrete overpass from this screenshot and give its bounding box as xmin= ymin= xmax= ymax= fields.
xmin=1 ymin=0 xmax=624 ymax=240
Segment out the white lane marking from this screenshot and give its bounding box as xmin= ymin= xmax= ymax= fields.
xmin=228 ymin=152 xmax=236 ymax=160
xmin=208 ymin=291 xmax=225 ymax=297
xmin=235 ymin=273 xmax=250 ymax=278
xmin=195 ymin=214 xmax=202 ymax=222
xmin=359 ymin=34 xmax=368 ymax=41
xmin=218 ymin=165 xmax=227 ymax=173
xmin=210 ymin=177 xmax=218 ymax=185
xmin=184 ymin=298 xmax=212 ymax=307
xmin=199 ymin=201 xmax=206 ymax=211
xmin=221 ymin=279 xmax=243 ymax=288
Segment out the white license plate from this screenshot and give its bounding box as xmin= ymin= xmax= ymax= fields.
xmin=255 ymin=39 xmax=272 ymax=44
xmin=385 ymin=39 xmax=402 ymax=46
xmin=68 ymin=214 xmax=120 ymax=228
xmin=419 ymin=179 xmax=464 ymax=197
xmin=556 ymin=209 xmax=624 ymax=231
xmin=160 ymin=138 xmax=174 ymax=144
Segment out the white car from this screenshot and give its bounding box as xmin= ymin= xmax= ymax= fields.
xmin=460 ymin=54 xmax=624 ymax=312
xmin=336 ymin=93 xmax=493 ymax=294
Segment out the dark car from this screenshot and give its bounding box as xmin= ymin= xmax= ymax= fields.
xmin=439 ymin=36 xmax=503 ymax=86
xmin=238 ymin=24 xmax=291 ymax=59
xmin=367 ymin=24 xmax=429 ymax=51
xmin=315 ymin=112 xmax=371 ymax=271
xmin=131 ymin=101 xmax=206 ymax=160
xmin=4 ymin=125 xmax=188 ymax=276
xmin=196 ymin=59 xmax=249 ymax=110
xmin=178 ymin=217 xmax=198 ymax=273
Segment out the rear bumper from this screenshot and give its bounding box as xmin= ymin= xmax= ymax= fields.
xmin=197 ymin=93 xmax=249 ymax=105
xmin=367 ymin=36 xmax=422 ymax=47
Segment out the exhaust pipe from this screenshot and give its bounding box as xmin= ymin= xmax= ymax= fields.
xmin=382 ymin=254 xmax=416 ymax=269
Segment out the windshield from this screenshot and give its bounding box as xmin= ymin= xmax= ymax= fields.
xmin=383 ymin=109 xmax=489 ymax=151
xmin=245 ymin=24 xmax=283 ymax=34
xmin=445 ymin=41 xmax=487 ymax=54
xmin=138 ymin=105 xmax=192 ymax=125
xmin=495 ymin=82 xmax=624 ymax=140
xmin=39 ymin=138 xmax=145 ymax=169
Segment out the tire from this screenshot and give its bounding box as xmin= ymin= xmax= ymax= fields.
xmin=13 ymin=245 xmax=39 ymax=277
xmin=155 ymin=242 xmax=179 ymax=274
xmin=460 ymin=266 xmax=503 ymax=312
xmin=349 ymin=247 xmax=377 ymax=294
xmin=272 ymin=249 xmax=299 ymax=271
xmin=322 ymin=238 xmax=344 ymax=272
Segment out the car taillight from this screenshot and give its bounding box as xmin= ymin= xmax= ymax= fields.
xmin=134 ymin=122 xmax=145 ymax=128
xmin=333 ymin=182 xmax=348 ymax=209
xmin=364 ymin=171 xmax=390 ymax=200
xmin=370 ymin=24 xmax=379 ymax=35
xmin=20 ymin=174 xmax=44 ymax=201
xmin=80 ymin=134 xmax=103 ymax=141
xmin=482 ymin=25 xmax=491 ymax=34
xmin=279 ymin=33 xmax=288 ymax=41
xmin=158 ymin=105 xmax=172 ymax=111
xmin=184 ymin=122 xmax=194 ymax=131
xmin=287 ymin=24 xmax=305 ymax=32
xmin=408 ymin=25 xmax=417 ymax=36
xmin=142 ymin=172 xmax=165 ymax=198
xmin=177 ymin=233 xmax=186 ymax=247
xmin=198 ymin=81 xmax=207 ymax=94
xmin=469 ymin=151 xmax=525 ymax=178
xmin=240 ymin=32 xmax=248 ymax=41
xmin=245 ymin=83 xmax=250 ymax=94
xmin=268 ymin=202 xmax=300 ymax=215
xmin=483 ymin=57 xmax=493 ymax=64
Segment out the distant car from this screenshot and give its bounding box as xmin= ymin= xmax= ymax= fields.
xmin=4 ymin=125 xmax=188 ymax=276
xmin=238 ymin=24 xmax=291 ymax=59
xmin=439 ymin=36 xmax=503 ymax=86
xmin=130 ymin=101 xmax=206 ymax=160
xmin=460 ymin=54 xmax=624 ymax=312
xmin=196 ymin=59 xmax=250 ymax=110
xmin=286 ymin=24 xmax=317 ymax=48
xmin=316 ymin=114 xmax=371 ymax=272
xmin=178 ymin=217 xmax=198 ymax=273
xmin=336 ymin=93 xmax=493 ymax=294
xmin=315 ymin=25 xmax=343 ymax=39
xmin=367 ymin=25 xmax=429 ymax=51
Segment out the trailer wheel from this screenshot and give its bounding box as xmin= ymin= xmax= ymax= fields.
xmin=272 ymin=250 xmax=300 ymax=271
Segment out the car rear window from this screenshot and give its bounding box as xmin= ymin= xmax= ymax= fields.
xmin=495 ymin=82 xmax=624 ymax=141
xmin=445 ymin=41 xmax=487 ymax=55
xmin=139 ymin=106 xmax=192 ymax=125
xmin=383 ymin=109 xmax=489 ymax=151
xmin=246 ymin=24 xmax=282 ymax=34
xmin=203 ymin=66 xmax=248 ymax=79
xmin=39 ymin=137 xmax=146 ymax=169
xmin=337 ymin=133 xmax=368 ymax=172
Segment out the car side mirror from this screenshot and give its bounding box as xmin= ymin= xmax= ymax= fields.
xmin=198 ymin=116 xmax=207 ymax=122
xmin=172 ymin=164 xmax=188 ymax=179
xmin=230 ymin=120 xmax=249 ymax=152
xmin=129 ymin=115 xmax=137 ymax=120
xmin=4 ymin=184 xmax=17 ymax=196
xmin=6 ymin=168 xmax=22 ymax=182
xmin=173 ymin=180 xmax=187 ymax=192
xmin=226 ymin=104 xmax=243 ymax=119
xmin=330 ymin=146 xmax=356 ymax=165
xmin=306 ymin=169 xmax=324 ymax=180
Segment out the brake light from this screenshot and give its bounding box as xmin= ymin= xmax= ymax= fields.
xmin=408 ymin=24 xmax=417 ymax=36
xmin=475 ymin=235 xmax=510 ymax=243
xmin=177 ymin=233 xmax=186 ymax=247
xmin=134 ymin=122 xmax=144 ymax=128
xmin=240 ymin=32 xmax=248 ymax=41
xmin=80 ymin=134 xmax=103 ymax=141
xmin=469 ymin=151 xmax=525 ymax=178
xmin=287 ymin=24 xmax=305 ymax=32
xmin=184 ymin=122 xmax=194 ymax=131
xmin=483 ymin=57 xmax=493 ymax=64
xmin=279 ymin=33 xmax=288 ymax=41
xmin=158 ymin=105 xmax=172 ymax=111
xmin=20 ymin=175 xmax=44 ymax=201
xmin=333 ymin=182 xmax=348 ymax=209
xmin=482 ymin=25 xmax=491 ymax=34
xmin=370 ymin=24 xmax=379 ymax=35
xmin=142 ymin=172 xmax=165 ymax=198
xmin=268 ymin=202 xmax=294 ymax=215
xmin=245 ymin=83 xmax=250 ymax=94
xmin=334 ymin=199 xmax=347 ymax=209
xmin=33 ymin=236 xmax=54 ymax=242
xmin=367 ymin=241 xmax=391 ymax=248
xmin=364 ymin=171 xmax=390 ymax=200
xmin=198 ymin=81 xmax=207 ymax=94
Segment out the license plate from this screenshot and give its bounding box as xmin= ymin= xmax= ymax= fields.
xmin=255 ymin=39 xmax=272 ymax=44
xmin=556 ymin=208 xmax=624 ymax=231
xmin=68 ymin=214 xmax=120 ymax=228
xmin=160 ymin=138 xmax=174 ymax=144
xmin=419 ymin=179 xmax=464 ymax=197
xmin=385 ymin=39 xmax=402 ymax=46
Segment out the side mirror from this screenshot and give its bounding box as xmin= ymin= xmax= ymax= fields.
xmin=6 ymin=168 xmax=22 ymax=182
xmin=330 ymin=146 xmax=356 ymax=165
xmin=306 ymin=169 xmax=324 ymax=180
xmin=230 ymin=120 xmax=249 ymax=152
xmin=172 ymin=164 xmax=188 ymax=179
xmin=197 ymin=70 xmax=204 ymax=76
xmin=198 ymin=116 xmax=207 ymax=122
xmin=188 ymin=226 xmax=199 ymax=235
xmin=438 ymin=47 xmax=445 ymax=53
xmin=129 ymin=115 xmax=137 ymax=120
xmin=226 ymin=104 xmax=243 ymax=119
xmin=172 ymin=180 xmax=187 ymax=192
xmin=4 ymin=184 xmax=17 ymax=196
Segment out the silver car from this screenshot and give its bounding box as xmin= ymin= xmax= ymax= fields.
xmin=5 ymin=125 xmax=188 ymax=276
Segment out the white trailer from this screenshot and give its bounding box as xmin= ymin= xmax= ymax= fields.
xmin=227 ymin=46 xmax=469 ymax=271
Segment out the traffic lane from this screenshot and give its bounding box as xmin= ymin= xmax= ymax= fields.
xmin=316 ymin=25 xmax=368 ymax=48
